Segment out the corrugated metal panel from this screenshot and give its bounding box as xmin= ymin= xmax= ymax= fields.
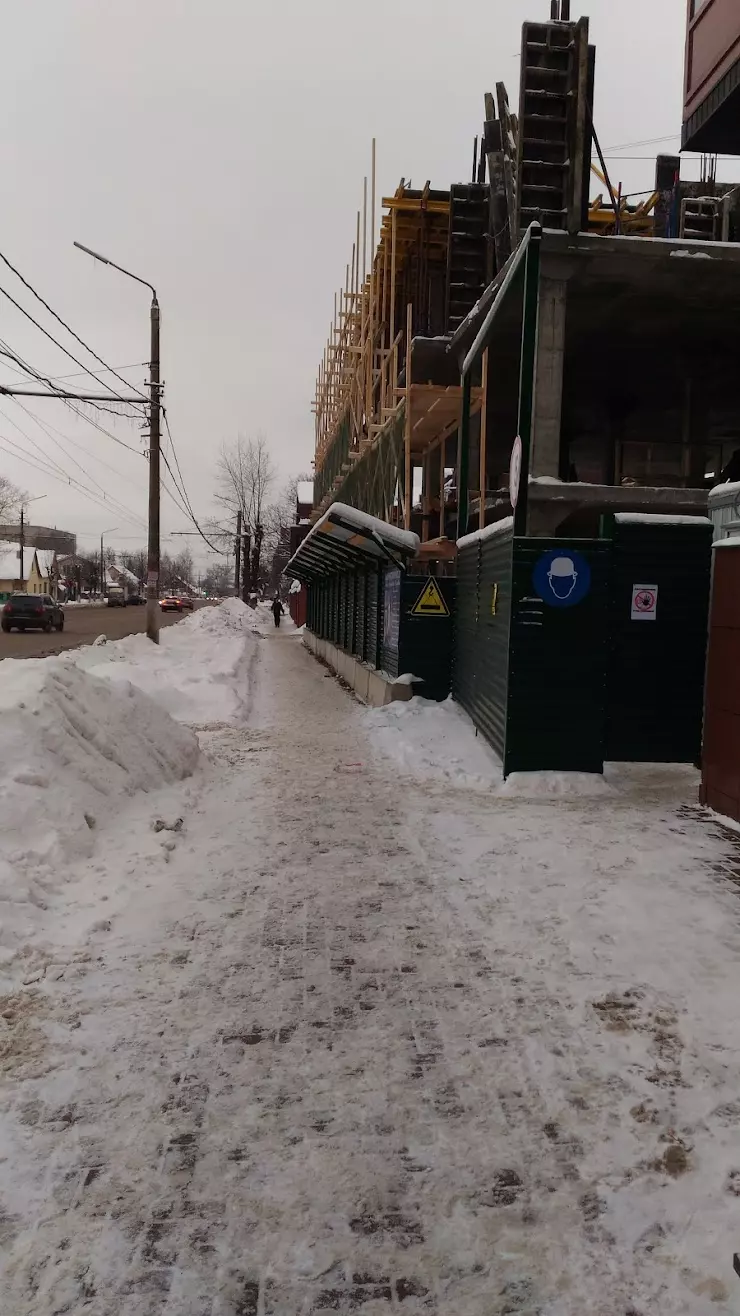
xmin=366 ymin=569 xmax=380 ymax=669
xmin=701 ymin=545 xmax=740 ymax=821
xmin=453 ymin=542 xmax=481 ymax=720
xmin=355 ymin=571 xmax=366 ymax=659
xmin=381 ymin=567 xmax=401 ymax=679
xmin=506 ymin=538 xmax=610 ymax=775
xmin=330 ymin=577 xmax=338 ymax=644
xmin=339 ymin=575 xmax=348 ymax=650
xmin=400 ymin=576 xmax=456 ymax=701
xmin=346 ymin=573 xmax=356 ymax=653
xmin=454 ymin=530 xmax=514 ymax=761
xmin=607 ymin=521 xmax=712 ymax=763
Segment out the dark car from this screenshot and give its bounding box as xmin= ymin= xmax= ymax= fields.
xmin=178 ymin=596 xmax=194 ymax=610
xmin=2 ymin=593 xmax=65 ymax=633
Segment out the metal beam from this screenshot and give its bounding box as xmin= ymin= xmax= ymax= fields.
xmin=0 ymin=385 xmax=146 ymax=403
xmin=462 ymin=222 xmax=542 ymax=377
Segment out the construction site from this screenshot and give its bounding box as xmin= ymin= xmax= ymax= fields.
xmin=288 ymin=0 xmax=740 ymax=778
xmin=309 ymin=0 xmax=740 ymax=548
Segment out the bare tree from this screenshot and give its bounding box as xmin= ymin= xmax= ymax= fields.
xmin=263 ymin=471 xmax=313 ymax=594
xmin=202 ymin=560 xmax=233 ymax=597
xmin=216 ymin=435 xmax=277 ymax=595
xmin=0 ymin=475 xmax=27 ymax=524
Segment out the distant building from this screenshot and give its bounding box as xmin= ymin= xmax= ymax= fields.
xmin=290 ymin=481 xmax=314 ymax=558
xmin=29 ymin=549 xmax=59 ymax=600
xmin=296 ymin=481 xmax=313 ymax=523
xmin=0 ymin=543 xmax=23 ymax=601
xmin=683 ymin=0 xmax=740 ymax=153
xmin=0 ymin=544 xmax=56 ymax=600
xmin=0 ymin=524 xmax=76 ymax=555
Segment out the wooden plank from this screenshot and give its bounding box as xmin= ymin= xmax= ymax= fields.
xmin=404 ymin=302 xmax=413 ymax=529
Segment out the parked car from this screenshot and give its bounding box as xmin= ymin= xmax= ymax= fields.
xmin=178 ymin=596 xmax=194 ymax=610
xmin=2 ymin=593 xmax=65 ymax=633
xmin=160 ymin=596 xmax=183 ymax=613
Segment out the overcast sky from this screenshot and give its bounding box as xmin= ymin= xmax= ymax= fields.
xmin=0 ymin=0 xmax=732 ymax=567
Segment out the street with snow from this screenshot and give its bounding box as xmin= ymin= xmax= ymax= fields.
xmin=1 ymin=602 xmax=740 ymax=1314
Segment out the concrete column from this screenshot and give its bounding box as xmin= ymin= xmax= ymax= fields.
xmin=530 ymin=275 xmax=567 ymax=480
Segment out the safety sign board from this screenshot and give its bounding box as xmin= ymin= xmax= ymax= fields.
xmin=631 ymin=584 xmax=658 ymax=621
xmin=411 ymin=577 xmax=450 ymax=617
xmin=532 ymin=549 xmax=592 ymax=609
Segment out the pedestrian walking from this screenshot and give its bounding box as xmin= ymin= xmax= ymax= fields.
xmin=271 ymin=596 xmax=284 ymax=628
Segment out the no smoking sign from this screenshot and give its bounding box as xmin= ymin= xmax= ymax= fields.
xmin=631 ymin=584 xmax=658 ymax=622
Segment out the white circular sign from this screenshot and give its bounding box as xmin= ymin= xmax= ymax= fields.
xmin=509 ymin=435 xmax=523 ymax=509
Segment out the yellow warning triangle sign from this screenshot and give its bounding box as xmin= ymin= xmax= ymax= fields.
xmin=411 ymin=577 xmax=449 ymax=617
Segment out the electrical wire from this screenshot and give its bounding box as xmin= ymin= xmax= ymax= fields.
xmin=1 ymin=402 xmax=146 ymax=527
xmin=29 ymin=361 xmax=147 ymax=385
xmin=0 ymin=247 xmax=149 ymax=402
xmin=160 ymin=450 xmax=227 ymax=554
xmin=603 ymin=132 xmax=680 ymax=153
xmin=13 ymin=398 xmax=146 ymax=493
xmin=0 ymin=281 xmax=145 ymax=414
xmin=162 ymin=409 xmax=199 ymax=524
xmin=0 ymin=434 xmax=148 ymax=530
xmin=0 ymin=338 xmax=142 ymax=425
xmin=0 ymin=350 xmax=144 ymax=456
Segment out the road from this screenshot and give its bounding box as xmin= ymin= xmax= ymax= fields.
xmin=0 ymin=602 xmax=204 ymax=660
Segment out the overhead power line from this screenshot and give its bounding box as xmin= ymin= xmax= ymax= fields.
xmin=0 ymin=432 xmax=148 ymax=530
xmin=0 ymin=247 xmax=148 ymax=402
xmin=0 ymin=348 xmax=144 ymax=455
xmin=0 ymin=281 xmax=145 ymax=414
xmin=160 ymin=448 xmax=226 ymax=555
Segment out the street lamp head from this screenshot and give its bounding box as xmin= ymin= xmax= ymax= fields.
xmin=73 ymin=240 xmax=110 ymax=267
xmin=73 ymin=240 xmax=156 ymax=299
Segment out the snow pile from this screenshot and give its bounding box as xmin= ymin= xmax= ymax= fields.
xmin=178 ymin=596 xmax=260 ymax=638
xmin=0 ymin=658 xmax=198 ymax=949
xmin=364 ymin=696 xmax=503 ymax=789
xmin=75 ymin=599 xmax=261 ymax=725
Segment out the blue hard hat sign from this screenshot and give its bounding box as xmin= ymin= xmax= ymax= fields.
xmin=532 ymin=549 xmax=591 ymax=609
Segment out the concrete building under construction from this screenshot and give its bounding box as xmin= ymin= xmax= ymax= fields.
xmin=310 ymin=0 xmax=740 ymax=548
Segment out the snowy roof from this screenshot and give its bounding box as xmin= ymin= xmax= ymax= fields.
xmin=457 ymin=516 xmax=514 ymax=551
xmin=109 ymin=564 xmax=139 ymax=586
xmin=285 ymin=502 xmax=420 ymax=581
xmin=0 ymin=542 xmax=23 ymax=581
xmin=35 ymin=549 xmax=56 ymax=577
xmin=614 ymin=513 xmax=712 ymax=527
xmin=708 ymin=481 xmax=740 ymax=507
xmin=296 ymin=481 xmax=314 ymax=506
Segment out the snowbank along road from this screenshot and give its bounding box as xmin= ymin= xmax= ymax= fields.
xmin=1 ymin=601 xmax=740 ymax=1315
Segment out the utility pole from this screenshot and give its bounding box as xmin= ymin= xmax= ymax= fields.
xmin=234 ymin=508 xmax=242 ymax=598
xmin=251 ymin=523 xmax=263 ymax=604
xmin=242 ymin=527 xmax=251 ymax=603
xmin=100 ymin=532 xmax=104 ymax=599
xmin=147 ymin=294 xmax=161 ymax=642
xmin=19 ymin=505 xmax=24 ymax=585
xmin=73 ymin=242 xmax=160 ymax=641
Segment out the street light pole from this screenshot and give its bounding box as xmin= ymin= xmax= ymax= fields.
xmin=148 ymin=293 xmax=161 ymax=641
xmin=20 ymin=494 xmax=46 ymax=586
xmin=73 ymin=241 xmax=161 ymax=643
xmin=100 ymin=526 xmax=118 ymax=600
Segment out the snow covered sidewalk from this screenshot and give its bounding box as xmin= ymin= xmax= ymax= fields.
xmin=1 ymin=619 xmax=740 ymax=1314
